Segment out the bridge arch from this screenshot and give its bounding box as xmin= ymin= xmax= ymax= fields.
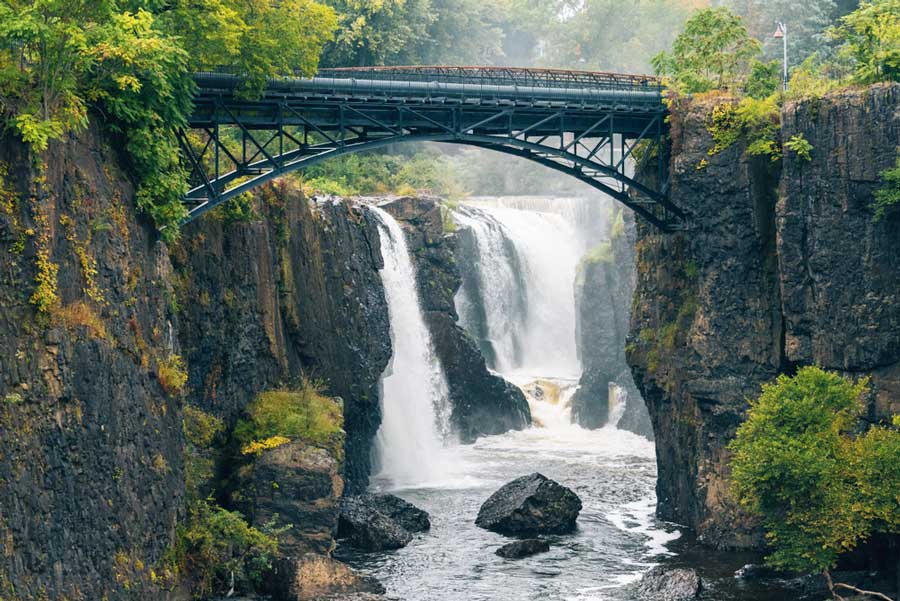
xmin=177 ymin=67 xmax=685 ymax=231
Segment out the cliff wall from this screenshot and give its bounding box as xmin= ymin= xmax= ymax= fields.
xmin=627 ymin=84 xmax=900 ymax=548
xmin=573 ymin=209 xmax=653 ymax=437
xmin=172 ymin=184 xmax=391 ymax=493
xmin=0 ymin=127 xmax=183 ymax=599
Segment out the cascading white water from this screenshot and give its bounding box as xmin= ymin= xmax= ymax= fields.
xmin=454 ymin=201 xmax=586 ymax=380
xmin=608 ymin=383 xmax=628 ymax=428
xmin=371 ymin=206 xmax=453 ymax=488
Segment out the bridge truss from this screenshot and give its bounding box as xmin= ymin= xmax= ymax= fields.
xmin=177 ymin=67 xmax=685 ymax=231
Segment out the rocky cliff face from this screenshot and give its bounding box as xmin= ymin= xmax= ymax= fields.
xmin=382 ymin=197 xmax=531 ymax=442
xmin=627 ymin=85 xmax=900 ymax=548
xmin=172 ymin=185 xmax=391 ymax=492
xmin=0 ymin=122 xmax=394 ymax=598
xmin=572 ymin=209 xmax=652 ymax=438
xmin=0 ymin=126 xmax=183 ymax=599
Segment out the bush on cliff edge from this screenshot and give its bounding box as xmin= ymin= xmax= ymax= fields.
xmin=730 ymin=366 xmax=900 ymax=600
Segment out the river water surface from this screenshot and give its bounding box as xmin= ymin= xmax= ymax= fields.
xmin=338 ymin=382 xmax=681 ymax=601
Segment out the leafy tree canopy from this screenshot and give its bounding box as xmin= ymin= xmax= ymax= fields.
xmin=652 ymin=7 xmax=761 ymax=93
xmin=832 ymin=0 xmax=900 ymax=83
xmin=0 ymin=0 xmax=336 ymax=237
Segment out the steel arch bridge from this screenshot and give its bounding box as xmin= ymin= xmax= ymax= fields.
xmin=178 ymin=66 xmax=685 ymax=231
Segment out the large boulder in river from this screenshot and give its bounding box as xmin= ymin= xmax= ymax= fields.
xmin=475 ymin=473 xmax=582 ymax=535
xmin=495 ymin=538 xmax=551 ymax=559
xmin=636 ymin=566 xmax=701 ymax=601
xmin=357 ymin=493 xmax=431 ymax=532
xmin=337 ymin=494 xmax=429 ymax=551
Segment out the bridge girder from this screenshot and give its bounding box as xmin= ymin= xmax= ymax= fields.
xmin=178 ymin=70 xmax=684 ymax=231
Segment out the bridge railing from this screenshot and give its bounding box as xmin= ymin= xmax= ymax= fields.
xmin=315 ymin=66 xmax=660 ymax=93
xmin=193 ymin=65 xmax=664 ymax=108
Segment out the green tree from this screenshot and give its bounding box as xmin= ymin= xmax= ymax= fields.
xmin=652 ymin=7 xmax=762 ymax=93
xmin=319 ymin=0 xmax=435 ymax=66
xmin=730 ymin=367 xmax=900 ymax=600
xmin=832 ymin=0 xmax=900 ymax=83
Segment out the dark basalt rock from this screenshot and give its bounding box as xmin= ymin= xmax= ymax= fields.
xmin=636 ymin=566 xmax=701 ymax=601
xmin=495 ymin=538 xmax=551 ymax=559
xmin=356 ymin=493 xmax=431 ymax=532
xmin=338 ymin=495 xmax=430 ymax=551
xmin=475 ymin=473 xmax=582 ymax=535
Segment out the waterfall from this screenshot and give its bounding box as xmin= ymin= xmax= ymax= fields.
xmin=608 ymin=383 xmax=627 ymax=428
xmin=371 ymin=206 xmax=452 ymax=488
xmin=453 ymin=201 xmax=585 ymax=381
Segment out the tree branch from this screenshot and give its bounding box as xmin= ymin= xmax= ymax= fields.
xmin=834 ymin=582 xmax=895 ymax=601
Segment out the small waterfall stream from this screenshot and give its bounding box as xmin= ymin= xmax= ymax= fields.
xmin=371 ymin=206 xmax=453 ymax=488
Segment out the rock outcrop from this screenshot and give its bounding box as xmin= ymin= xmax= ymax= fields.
xmin=475 ymin=473 xmax=582 ymax=535
xmin=572 ymin=208 xmax=653 ymax=438
xmin=0 ymin=126 xmax=184 ymax=599
xmin=270 ymin=554 xmax=386 ymax=601
xmin=337 ymin=494 xmax=430 ymax=551
xmin=495 ymin=539 xmax=551 ymax=559
xmin=0 ymin=123 xmax=393 ymax=597
xmin=381 ymin=197 xmax=531 ymax=442
xmin=636 ymin=566 xmax=701 ymax=601
xmin=627 ymin=85 xmax=900 ymax=548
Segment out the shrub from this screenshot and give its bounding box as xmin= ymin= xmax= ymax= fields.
xmin=785 ymin=135 xmax=814 ymax=162
xmin=158 ymin=354 xmax=188 ymax=396
xmin=708 ymin=96 xmax=781 ymax=160
xmin=168 ymin=500 xmax=284 ymax=598
xmin=233 ymin=378 xmax=343 ymax=456
xmin=183 ymin=406 xmax=225 ymax=498
xmin=730 ymin=367 xmax=900 ymax=599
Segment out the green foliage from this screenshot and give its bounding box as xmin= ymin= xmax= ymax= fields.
xmin=708 ymin=96 xmax=782 ymax=160
xmin=832 ymin=0 xmax=900 ymax=84
xmin=873 ymin=152 xmax=900 ymax=220
xmin=745 ymin=60 xmax=782 ymax=99
xmin=233 ymin=379 xmax=343 ymax=455
xmin=183 ymin=405 xmax=225 ymax=498
xmin=730 ymin=367 xmax=869 ymax=573
xmin=730 ymin=367 xmax=900 ymax=577
xmin=157 ymin=354 xmax=188 ymax=396
xmin=786 ymin=54 xmax=851 ymax=100
xmin=302 ymin=150 xmax=464 ymax=199
xmin=652 ymin=7 xmax=761 ymax=94
xmin=168 ymin=499 xmax=284 ymax=598
xmin=582 ymin=241 xmax=614 ymax=265
xmin=785 ymin=134 xmax=814 ymax=162
xmin=183 ymin=406 xmax=224 ymax=449
xmin=0 ymin=0 xmax=335 ymax=237
xmin=320 ymin=0 xmax=433 ymax=66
